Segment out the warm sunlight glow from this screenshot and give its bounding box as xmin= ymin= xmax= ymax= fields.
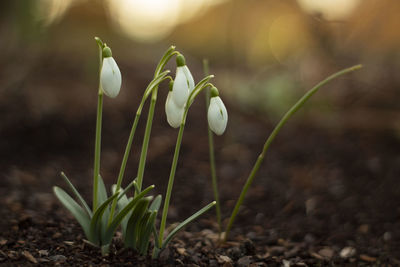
xmin=36 ymin=0 xmax=75 ymax=25
xmin=107 ymin=0 xmax=226 ymax=42
xmin=297 ymin=0 xmax=361 ymax=20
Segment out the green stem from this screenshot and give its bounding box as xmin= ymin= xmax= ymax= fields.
xmin=223 ymin=64 xmax=363 ymax=241
xmin=107 ymin=109 xmax=141 ymax=224
xmin=93 ymin=92 xmax=103 ymax=211
xmin=203 ymin=59 xmax=222 ymax=234
xmin=136 ymin=88 xmax=158 ymax=191
xmin=158 ymin=116 xmax=186 ymax=247
xmin=107 ymin=49 xmax=175 ymax=222
xmin=93 ymin=39 xmax=104 ymax=212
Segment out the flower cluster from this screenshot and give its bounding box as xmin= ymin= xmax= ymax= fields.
xmin=165 ymin=53 xmax=228 ymax=135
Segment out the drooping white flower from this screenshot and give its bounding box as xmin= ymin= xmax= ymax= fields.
xmin=165 ymin=90 xmax=184 ymax=128
xmin=207 ymin=89 xmax=228 ymax=135
xmin=100 ymin=47 xmax=122 ymax=98
xmin=171 ymin=54 xmax=194 ymax=108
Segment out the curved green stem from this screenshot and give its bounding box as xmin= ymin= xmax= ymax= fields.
xmin=136 ymin=88 xmax=158 ymax=191
xmin=158 ymin=114 xmax=186 ymax=247
xmin=158 ymin=78 xmax=216 ymax=247
xmin=223 ymin=64 xmax=363 ymax=241
xmin=107 ymin=47 xmax=176 ymax=223
xmin=203 ymin=59 xmax=222 ymax=234
xmin=93 ymin=38 xmax=104 ymax=211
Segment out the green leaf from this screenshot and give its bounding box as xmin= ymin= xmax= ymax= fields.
xmin=89 ymin=191 xmax=119 ymax=245
xmin=104 ymin=185 xmax=155 ymax=245
xmin=112 ymin=184 xmax=131 ymax=236
xmin=117 ymin=180 xmax=137 ymax=201
xmin=97 ymin=175 xmax=109 ymax=242
xmin=137 ymin=211 xmax=151 ymax=254
xmin=125 ymin=198 xmax=150 ymax=248
xmin=149 ymin=195 xmax=162 ymax=212
xmin=161 ymin=201 xmax=216 ymax=250
xmin=97 ymin=175 xmax=108 ymax=205
xmin=53 ymin=186 xmax=91 ymax=240
xmin=138 ymin=211 xmax=157 ymax=254
xmin=60 ymin=172 xmax=92 ymax=216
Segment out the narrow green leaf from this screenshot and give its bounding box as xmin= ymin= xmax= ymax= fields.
xmin=53 ymin=186 xmax=91 ymax=241
xmin=104 ymin=185 xmax=155 ymax=245
xmin=60 ymin=172 xmax=92 ymax=216
xmin=149 ymin=195 xmax=162 ymax=212
xmin=137 ymin=211 xmax=151 ymax=254
xmin=89 ymin=192 xmax=119 ymax=245
xmin=125 ymin=198 xmax=150 ymax=248
xmin=139 ymin=211 xmax=157 ymax=254
xmin=161 ymin=201 xmax=216 ymax=250
xmin=97 ymin=175 xmax=108 ymax=204
xmin=117 ymin=180 xmax=137 ymax=201
xmin=98 ymin=175 xmax=109 ymax=242
xmin=112 ymin=184 xmax=131 ymax=236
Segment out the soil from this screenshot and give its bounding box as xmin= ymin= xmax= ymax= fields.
xmin=1 ymin=59 xmax=400 ymax=266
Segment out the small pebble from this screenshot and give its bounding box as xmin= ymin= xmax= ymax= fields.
xmin=237 ymin=256 xmax=252 ymax=267
xmin=318 ymin=247 xmax=334 ymax=259
xmin=383 ymin=231 xmax=392 ymax=242
xmin=340 ymin=247 xmax=356 ymax=259
xmin=49 ymin=254 xmax=67 ymax=262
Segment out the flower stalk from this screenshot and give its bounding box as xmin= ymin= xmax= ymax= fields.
xmin=203 ymin=59 xmax=222 ymax=234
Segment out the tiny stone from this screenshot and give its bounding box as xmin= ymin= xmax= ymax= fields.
xmin=237 ymin=256 xmax=252 ymax=267
xmin=63 ymin=241 xmax=74 ymax=246
xmin=49 ymin=254 xmax=67 ymax=262
xmin=282 ymin=259 xmax=291 ymax=267
xmin=360 ymin=254 xmax=377 ymax=262
xmin=383 ymin=231 xmax=392 ymax=242
xmin=318 ymin=247 xmax=334 ymax=259
xmin=23 ymin=251 xmax=38 ymax=264
xmin=217 ymin=255 xmax=233 ymax=264
xmin=176 ymin=247 xmax=186 ymax=255
xmin=340 ymin=247 xmax=356 ymax=258
xmin=52 ymin=232 xmax=62 ymax=239
xmin=38 ymin=250 xmax=49 ymax=257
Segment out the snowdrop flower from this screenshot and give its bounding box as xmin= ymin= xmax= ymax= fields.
xmin=100 ymin=46 xmax=122 ymax=98
xmin=207 ymin=86 xmax=228 ymax=135
xmin=171 ymin=54 xmax=195 ymax=108
xmin=165 ymin=81 xmax=184 ymax=128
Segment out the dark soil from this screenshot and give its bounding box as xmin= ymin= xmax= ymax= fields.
xmin=1 ymin=56 xmax=400 ymax=266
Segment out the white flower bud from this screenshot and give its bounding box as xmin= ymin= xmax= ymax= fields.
xmin=171 ymin=65 xmax=194 ymax=108
xmin=208 ymin=96 xmax=228 ymax=135
xmin=100 ymin=57 xmax=122 ymax=98
xmin=165 ymin=91 xmax=184 ymax=128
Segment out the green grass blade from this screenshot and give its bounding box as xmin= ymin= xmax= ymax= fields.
xmin=60 ymin=172 xmax=92 ymax=216
xmin=53 ymin=186 xmax=91 ymax=241
xmin=161 ymin=201 xmax=216 ymax=250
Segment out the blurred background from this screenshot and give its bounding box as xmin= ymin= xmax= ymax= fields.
xmin=1 ymin=0 xmax=400 ymax=234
